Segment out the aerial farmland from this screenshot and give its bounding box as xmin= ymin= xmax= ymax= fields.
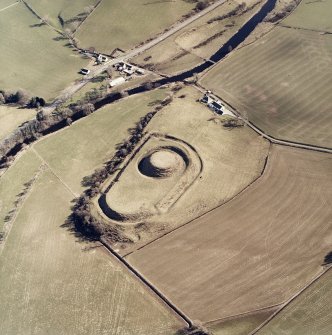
xmin=0 ymin=0 xmax=331 ymax=335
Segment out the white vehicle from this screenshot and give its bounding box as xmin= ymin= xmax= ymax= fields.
xmin=80 ymin=68 xmax=90 ymax=75
xmin=97 ymin=54 xmax=108 ymax=63
xmin=109 ymin=77 xmax=126 ymax=87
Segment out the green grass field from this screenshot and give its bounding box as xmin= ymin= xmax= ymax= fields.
xmin=0 ymin=89 xmax=184 ymax=335
xmin=282 ymin=0 xmax=332 ymax=32
xmin=75 ymin=0 xmax=195 ymax=53
xmin=34 ymin=88 xmax=170 ymax=195
xmin=200 ymin=26 xmax=332 ymax=147
xmin=0 ymin=150 xmax=41 ymax=233
xmin=0 ymin=167 xmax=183 ymax=335
xmin=257 ymin=269 xmax=332 ymax=335
xmin=98 ymin=86 xmax=269 ymax=254
xmin=0 ymin=106 xmax=36 ymax=141
xmin=26 ymin=0 xmax=98 ymax=29
xmin=0 ymin=3 xmax=87 ymax=100
xmin=0 ymin=0 xmax=19 ymax=8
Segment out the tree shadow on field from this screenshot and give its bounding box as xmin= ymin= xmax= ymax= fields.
xmin=53 ymin=35 xmax=68 ymax=41
xmin=91 ymin=75 xmax=106 ymax=83
xmin=174 ymin=323 xmax=212 ymax=335
xmin=148 ymin=99 xmax=163 ymax=106
xmin=61 ymin=198 xmax=100 ymax=245
xmin=323 ymin=251 xmax=332 ymax=266
xmin=61 ymin=212 xmax=105 ymax=253
xmin=30 ymin=22 xmax=46 ymax=28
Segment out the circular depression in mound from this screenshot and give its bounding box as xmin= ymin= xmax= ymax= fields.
xmin=138 ymin=148 xmax=186 ymax=178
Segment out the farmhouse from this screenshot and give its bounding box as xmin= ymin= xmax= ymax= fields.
xmin=208 ymin=100 xmax=223 ymax=114
xmin=200 ymin=92 xmax=224 ymax=114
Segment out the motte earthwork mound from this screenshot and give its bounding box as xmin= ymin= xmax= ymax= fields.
xmin=138 ymin=148 xmax=186 ymax=178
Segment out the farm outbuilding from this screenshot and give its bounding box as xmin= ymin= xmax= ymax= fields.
xmin=109 ymin=77 xmax=126 ymax=87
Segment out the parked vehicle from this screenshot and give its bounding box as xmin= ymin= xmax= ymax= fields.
xmin=80 ymin=68 xmax=90 ymax=75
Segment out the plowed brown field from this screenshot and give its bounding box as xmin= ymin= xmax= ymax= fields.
xmin=127 ymin=145 xmax=332 ymax=322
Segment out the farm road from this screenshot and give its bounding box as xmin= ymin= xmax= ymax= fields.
xmin=0 ymin=1 xmax=19 ymax=13
xmin=194 ymin=85 xmax=332 ymax=154
xmin=250 ymin=265 xmax=332 ymax=334
xmin=48 ymin=0 xmax=227 ymax=108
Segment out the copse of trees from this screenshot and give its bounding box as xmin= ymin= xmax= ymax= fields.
xmin=176 ymin=323 xmax=212 ymax=335
xmin=0 ymin=77 xmax=174 ymax=173
xmin=0 ymin=89 xmax=30 ymax=106
xmin=207 ymin=2 xmax=246 ymax=24
xmin=0 ymin=89 xmax=45 ymax=108
xmin=28 ymin=96 xmax=46 ymax=109
xmin=222 ymin=118 xmax=245 ymax=128
xmin=0 ymin=81 xmax=111 ymax=162
xmin=195 ymin=0 xmax=209 ymax=11
xmin=264 ymin=0 xmax=301 ymax=23
xmin=0 ymin=100 xmax=95 ymax=160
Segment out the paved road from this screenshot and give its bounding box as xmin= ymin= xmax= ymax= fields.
xmin=48 ymin=0 xmax=227 ymax=108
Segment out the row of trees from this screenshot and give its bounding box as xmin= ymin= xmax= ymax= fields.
xmin=176 ymin=323 xmax=211 ymax=335
xmin=0 ymin=74 xmax=163 ymax=166
xmin=0 ymin=89 xmax=45 ymax=108
xmin=0 ymin=102 xmax=94 ymax=162
xmin=70 ymin=94 xmax=174 ymax=242
xmin=207 ymin=2 xmax=246 ymax=24
xmin=264 ymin=0 xmax=301 ymax=23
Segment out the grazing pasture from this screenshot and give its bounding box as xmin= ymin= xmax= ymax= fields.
xmin=200 ymin=26 xmax=332 ymax=147
xmin=257 ymin=269 xmax=332 ymax=335
xmin=127 ymin=145 xmax=332 ymax=322
xmin=34 ymin=89 xmax=170 ymax=194
xmin=133 ymin=0 xmax=264 ymax=74
xmin=26 ymin=0 xmax=99 ymax=29
xmin=0 ymin=106 xmax=36 ymax=141
xmin=0 ymin=0 xmax=19 ymax=9
xmin=0 ymin=168 xmax=184 ymax=335
xmin=0 ymin=3 xmax=87 ymax=100
xmin=97 ymin=86 xmax=269 ymax=253
xmin=282 ymin=0 xmax=332 ymax=32
xmin=0 ymin=150 xmax=41 ymax=232
xmin=75 ymin=0 xmax=195 ymax=53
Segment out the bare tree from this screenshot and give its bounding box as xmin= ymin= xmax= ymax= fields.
xmin=81 ymin=103 xmax=95 ymax=115
xmin=15 ymin=89 xmax=31 ymax=106
xmin=84 ymin=5 xmax=95 ymax=15
xmin=41 ymin=15 xmax=50 ymax=25
xmin=0 ymin=92 xmax=5 ymax=105
xmin=195 ymin=1 xmax=209 ymax=11
xmin=143 ymin=81 xmax=154 ymax=90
